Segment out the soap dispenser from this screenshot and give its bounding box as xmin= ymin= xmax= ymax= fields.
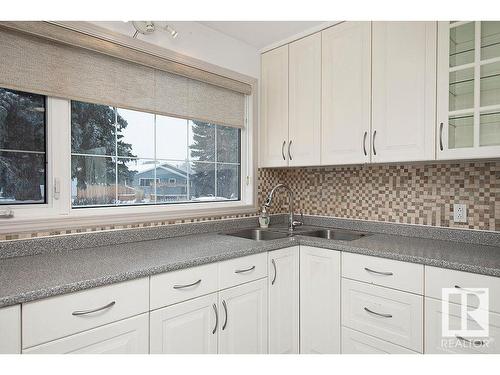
xmin=258 ymin=205 xmax=270 ymax=229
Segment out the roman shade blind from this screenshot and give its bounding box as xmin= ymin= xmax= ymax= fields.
xmin=0 ymin=22 xmax=249 ymax=128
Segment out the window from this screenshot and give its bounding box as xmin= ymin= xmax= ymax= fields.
xmin=71 ymin=100 xmax=241 ymax=208
xmin=0 ymin=87 xmax=46 ymax=205
xmin=139 ymin=178 xmax=159 ymax=187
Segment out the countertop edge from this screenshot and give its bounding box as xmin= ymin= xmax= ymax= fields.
xmin=1 ymin=234 xmax=499 ymax=309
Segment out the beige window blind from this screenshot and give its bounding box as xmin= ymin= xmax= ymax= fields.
xmin=0 ymin=23 xmax=249 ymax=128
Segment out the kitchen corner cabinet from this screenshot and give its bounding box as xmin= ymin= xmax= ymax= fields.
xmin=288 ymin=33 xmax=321 ymax=166
xmin=300 ymin=246 xmax=341 ymax=354
xmin=372 ymin=21 xmax=437 ymax=163
xmin=321 ymin=21 xmax=372 ymax=165
xmin=437 ymin=21 xmax=500 ymax=159
xmin=0 ymin=305 xmax=21 ymax=354
xmin=268 ymin=246 xmax=299 ymax=354
xmin=260 ymin=45 xmax=289 ymax=167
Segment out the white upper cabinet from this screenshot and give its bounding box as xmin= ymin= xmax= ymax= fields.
xmin=268 ymin=247 xmax=299 ymax=354
xmin=437 ymin=21 xmax=500 ymax=159
xmin=289 ymin=33 xmax=322 ymax=166
xmin=371 ymin=21 xmax=437 ymax=162
xmin=260 ymin=45 xmax=289 ymax=167
xmin=321 ymin=22 xmax=372 ymax=165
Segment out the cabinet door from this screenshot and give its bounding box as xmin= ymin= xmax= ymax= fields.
xmin=289 ymin=33 xmax=321 ymax=166
xmin=425 ymin=298 xmax=500 ymax=354
xmin=342 ymin=278 xmax=423 ymax=352
xmin=219 ymin=278 xmax=268 ymax=354
xmin=300 ymin=246 xmax=341 ymax=354
xmin=268 ymin=246 xmax=299 ymax=354
xmin=23 ymin=314 xmax=149 ymax=354
xmin=372 ymin=21 xmax=436 ymax=162
xmin=436 ymin=21 xmax=500 ymax=159
xmin=322 ymin=22 xmax=372 ymax=165
xmin=261 ymin=45 xmax=289 ymax=167
xmin=342 ymin=327 xmax=417 ymax=354
xmin=150 ymin=293 xmax=218 ymax=354
xmin=0 ymin=305 xmax=21 ymax=354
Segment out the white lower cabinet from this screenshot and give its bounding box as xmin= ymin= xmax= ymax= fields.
xmin=268 ymin=246 xmax=299 ymax=354
xmin=342 ymin=327 xmax=417 ymax=354
xmin=425 ymin=297 xmax=500 ymax=354
xmin=342 ymin=279 xmax=423 ymax=352
xmin=219 ymin=278 xmax=268 ymax=354
xmin=0 ymin=305 xmax=21 ymax=354
xmin=24 ymin=314 xmax=149 ymax=354
xmin=300 ymin=246 xmax=341 ymax=354
xmin=149 ymin=293 xmax=218 ymax=354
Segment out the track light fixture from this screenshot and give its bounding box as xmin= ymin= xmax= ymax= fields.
xmin=131 ymin=21 xmax=178 ymax=40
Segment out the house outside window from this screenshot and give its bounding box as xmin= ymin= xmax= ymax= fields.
xmin=70 ymin=101 xmax=241 ymax=208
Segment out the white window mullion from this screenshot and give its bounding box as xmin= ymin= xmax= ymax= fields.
xmin=114 ymin=108 xmax=119 ymax=207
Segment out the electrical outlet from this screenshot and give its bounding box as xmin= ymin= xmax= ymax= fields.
xmin=453 ymin=203 xmax=467 ymax=223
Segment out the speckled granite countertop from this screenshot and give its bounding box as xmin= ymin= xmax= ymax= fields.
xmin=1 ymin=224 xmax=499 ymax=308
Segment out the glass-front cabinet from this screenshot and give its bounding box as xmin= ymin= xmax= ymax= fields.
xmin=437 ymin=21 xmax=500 ymax=159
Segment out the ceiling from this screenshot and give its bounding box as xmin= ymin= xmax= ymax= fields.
xmin=198 ymin=21 xmax=325 ymax=49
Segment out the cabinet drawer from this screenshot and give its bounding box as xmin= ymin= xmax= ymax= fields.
xmin=0 ymin=305 xmax=21 ymax=354
xmin=342 ymin=279 xmax=423 ymax=352
xmin=23 ymin=313 xmax=149 ymax=354
xmin=342 ymin=327 xmax=417 ymax=354
xmin=22 ymin=278 xmax=149 ymax=348
xmin=342 ymin=253 xmax=423 ymax=294
xmin=150 ymin=263 xmax=218 ymax=310
xmin=425 ymin=298 xmax=500 ymax=354
xmin=218 ymin=253 xmax=267 ymax=290
xmin=425 ymin=266 xmax=500 ymax=313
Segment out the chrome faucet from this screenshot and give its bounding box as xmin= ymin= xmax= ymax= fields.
xmin=264 ymin=183 xmax=303 ymax=232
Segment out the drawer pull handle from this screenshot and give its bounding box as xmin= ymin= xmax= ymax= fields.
xmin=271 ymin=259 xmax=277 ymax=285
xmin=173 ymin=279 xmax=202 ymax=289
xmin=72 ymin=301 xmax=116 ymax=316
xmin=456 ymin=335 xmax=485 ymax=346
xmin=364 ymin=307 xmax=392 ymax=318
xmin=364 ymin=267 xmax=393 ymax=276
xmin=235 ymin=265 xmax=256 ymax=274
xmin=222 ymin=300 xmax=228 ymax=330
xmin=454 ymin=285 xmax=485 ymax=294
xmin=212 ymin=303 xmax=218 ymax=334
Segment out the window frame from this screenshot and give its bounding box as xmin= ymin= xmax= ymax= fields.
xmin=0 ymin=94 xmax=257 ymax=232
xmin=0 ymin=88 xmax=48 ymax=206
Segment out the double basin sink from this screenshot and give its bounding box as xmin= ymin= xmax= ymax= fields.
xmin=223 ymin=227 xmax=371 ymax=242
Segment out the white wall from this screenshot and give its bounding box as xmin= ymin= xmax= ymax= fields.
xmin=90 ymin=21 xmax=260 ymax=79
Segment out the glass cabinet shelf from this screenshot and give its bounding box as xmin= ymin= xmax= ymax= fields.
xmin=448 ymin=114 xmax=474 ymax=149
xmin=449 ymin=22 xmax=475 ymax=67
xmin=480 ymin=61 xmax=500 ymax=107
xmin=443 ymin=21 xmax=500 ymax=152
xmin=449 ymin=68 xmax=474 ymax=111
xmin=480 ymin=111 xmax=500 ymax=146
xmin=481 ymin=21 xmax=500 ymax=60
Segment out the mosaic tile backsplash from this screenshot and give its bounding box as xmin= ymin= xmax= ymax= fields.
xmin=258 ymin=161 xmax=500 ymax=232
xmin=1 ymin=161 xmax=498 ymax=241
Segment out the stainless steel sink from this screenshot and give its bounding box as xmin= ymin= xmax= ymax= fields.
xmin=223 ymin=229 xmax=292 ymax=241
xmin=300 ymin=229 xmax=369 ymax=241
